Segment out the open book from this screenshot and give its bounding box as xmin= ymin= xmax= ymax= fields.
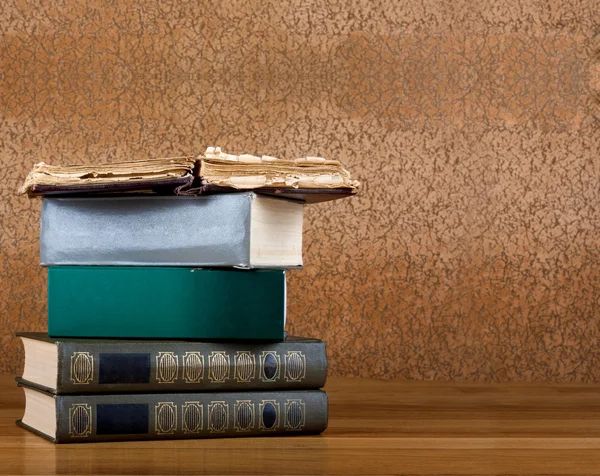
xmin=20 ymin=147 xmax=359 ymax=203
xmin=19 ymin=157 xmax=197 ymax=196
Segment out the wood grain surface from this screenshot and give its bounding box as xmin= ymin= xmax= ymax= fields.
xmin=1 ymin=1 xmax=600 ymax=382
xmin=3 ymin=375 xmax=600 ymax=475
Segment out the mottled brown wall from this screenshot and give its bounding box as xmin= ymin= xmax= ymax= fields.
xmin=1 ymin=1 xmax=599 ymax=381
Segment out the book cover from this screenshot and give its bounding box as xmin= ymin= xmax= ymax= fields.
xmin=17 ymin=381 xmax=328 ymax=443
xmin=48 ymin=267 xmax=286 ymax=340
xmin=41 ymin=193 xmax=303 ymax=269
xmin=18 ymin=333 xmax=327 ymax=394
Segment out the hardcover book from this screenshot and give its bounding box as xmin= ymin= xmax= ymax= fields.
xmin=17 ymin=381 xmax=328 ymax=443
xmin=18 ymin=333 xmax=327 ymax=394
xmin=48 ymin=267 xmax=286 ymax=340
xmin=41 ymin=193 xmax=303 ymax=268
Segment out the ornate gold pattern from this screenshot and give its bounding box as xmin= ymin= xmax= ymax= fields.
xmin=234 ymin=400 xmax=255 ymax=432
xmin=234 ymin=351 xmax=256 ymax=382
xmin=69 ymin=352 xmax=93 ymax=384
xmin=155 ymin=402 xmax=177 ymax=435
xmin=259 ymin=399 xmax=280 ymax=431
xmin=183 ymin=352 xmax=205 ymax=383
xmin=284 ymin=399 xmax=305 ymax=431
xmin=284 ymin=351 xmax=306 ymax=382
xmin=208 ymin=351 xmax=230 ymax=383
xmin=182 ymin=401 xmax=203 ymax=434
xmin=68 ymin=404 xmax=92 ymax=437
xmin=208 ymin=401 xmax=229 ymax=433
xmin=156 ymin=352 xmax=178 ymax=384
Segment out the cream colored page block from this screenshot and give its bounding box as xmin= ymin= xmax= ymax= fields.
xmin=250 ymin=196 xmax=303 ymax=267
xmin=22 ymin=387 xmax=57 ymax=438
xmin=21 ymin=337 xmax=58 ymax=390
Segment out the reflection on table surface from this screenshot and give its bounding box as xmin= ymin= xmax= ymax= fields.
xmin=5 ymin=376 xmax=600 ymax=475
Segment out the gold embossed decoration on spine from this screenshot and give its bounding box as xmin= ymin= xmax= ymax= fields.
xmin=182 ymin=402 xmax=203 ymax=434
xmin=155 ymin=402 xmax=177 ymax=435
xmin=234 ymin=351 xmax=256 ymax=383
xmin=208 ymin=401 xmax=229 ymax=433
xmin=156 ymin=352 xmax=178 ymax=384
xmin=68 ymin=404 xmax=92 ymax=438
xmin=284 ymin=351 xmax=306 ymax=382
xmin=284 ymin=399 xmax=305 ymax=431
xmin=183 ymin=352 xmax=204 ymax=383
xmin=234 ymin=400 xmax=255 ymax=432
xmin=69 ymin=352 xmax=94 ymax=384
xmin=208 ymin=351 xmax=230 ymax=383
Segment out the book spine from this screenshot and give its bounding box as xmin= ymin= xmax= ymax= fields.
xmin=55 ymin=390 xmax=327 ymax=443
xmin=47 ymin=267 xmax=286 ymax=340
xmin=57 ymin=341 xmax=327 ymax=393
xmin=41 ymin=195 xmax=255 ymax=267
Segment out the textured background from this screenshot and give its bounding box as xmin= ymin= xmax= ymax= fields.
xmin=1 ymin=1 xmax=599 ymax=381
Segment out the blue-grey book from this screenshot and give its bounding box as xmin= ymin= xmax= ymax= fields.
xmin=40 ymin=193 xmax=303 ymax=269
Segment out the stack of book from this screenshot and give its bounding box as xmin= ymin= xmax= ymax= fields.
xmin=16 ymin=147 xmax=359 ymax=443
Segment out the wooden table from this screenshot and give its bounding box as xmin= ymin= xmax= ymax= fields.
xmin=3 ymin=375 xmax=600 ymax=475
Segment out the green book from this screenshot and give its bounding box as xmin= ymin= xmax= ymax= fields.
xmin=48 ymin=267 xmax=286 ymax=340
